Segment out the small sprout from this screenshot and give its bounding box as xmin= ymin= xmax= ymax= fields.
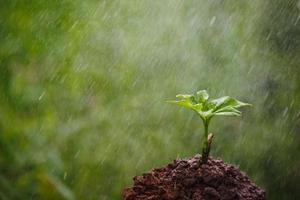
xmin=167 ymin=90 xmax=251 ymax=164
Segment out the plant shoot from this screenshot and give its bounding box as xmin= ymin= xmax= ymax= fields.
xmin=168 ymin=90 xmax=251 ymax=164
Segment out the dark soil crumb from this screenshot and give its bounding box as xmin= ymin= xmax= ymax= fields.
xmin=122 ymin=155 xmax=265 ymax=200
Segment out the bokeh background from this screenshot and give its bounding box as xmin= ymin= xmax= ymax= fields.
xmin=1 ymin=0 xmax=300 ymax=199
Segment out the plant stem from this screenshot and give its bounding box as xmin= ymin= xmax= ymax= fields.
xmin=201 ymin=120 xmax=210 ymax=164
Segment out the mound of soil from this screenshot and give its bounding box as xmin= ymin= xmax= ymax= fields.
xmin=122 ymin=155 xmax=265 ymax=200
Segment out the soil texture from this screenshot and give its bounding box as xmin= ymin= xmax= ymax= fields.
xmin=122 ymin=155 xmax=265 ymax=200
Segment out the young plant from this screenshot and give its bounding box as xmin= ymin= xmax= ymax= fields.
xmin=167 ymin=90 xmax=251 ymax=164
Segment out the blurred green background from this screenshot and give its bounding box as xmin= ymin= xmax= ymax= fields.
xmin=1 ymin=0 xmax=300 ymax=199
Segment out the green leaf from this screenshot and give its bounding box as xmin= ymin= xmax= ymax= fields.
xmin=213 ymin=111 xmax=241 ymax=116
xmin=195 ymin=90 xmax=209 ymax=103
xmin=197 ymin=110 xmax=213 ymax=118
xmin=211 ymin=96 xmax=251 ymax=112
xmin=192 ymin=103 xmax=203 ymax=111
xmin=234 ymin=100 xmax=252 ymax=108
xmin=214 ymin=106 xmax=241 ymax=114
xmin=166 ymin=100 xmax=194 ymax=109
xmin=210 ymin=96 xmax=231 ymax=109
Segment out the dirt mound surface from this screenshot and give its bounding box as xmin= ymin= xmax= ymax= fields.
xmin=122 ymin=155 xmax=265 ymax=200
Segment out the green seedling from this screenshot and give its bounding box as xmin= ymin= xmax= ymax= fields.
xmin=167 ymin=90 xmax=251 ymax=164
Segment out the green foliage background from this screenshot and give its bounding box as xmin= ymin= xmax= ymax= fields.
xmin=1 ymin=0 xmax=300 ymax=199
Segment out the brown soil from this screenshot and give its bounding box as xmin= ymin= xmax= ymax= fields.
xmin=122 ymin=155 xmax=265 ymax=200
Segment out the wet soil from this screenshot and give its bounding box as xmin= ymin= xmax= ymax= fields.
xmin=122 ymin=155 xmax=265 ymax=200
